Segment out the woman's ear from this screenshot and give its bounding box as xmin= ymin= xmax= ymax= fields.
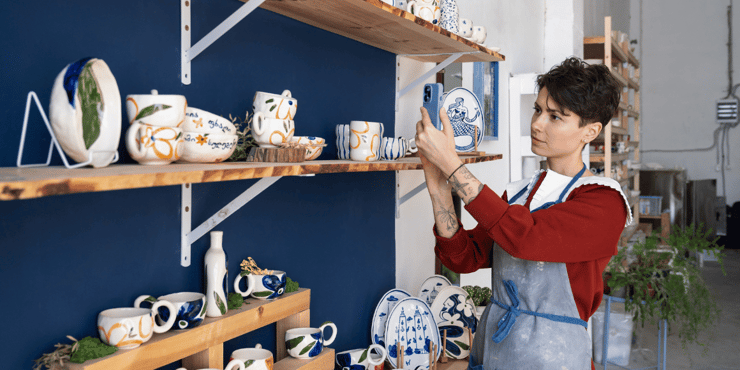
xmin=583 ymin=121 xmax=602 ymax=143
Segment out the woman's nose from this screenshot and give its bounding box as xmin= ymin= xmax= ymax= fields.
xmin=531 ymin=114 xmax=544 ymax=132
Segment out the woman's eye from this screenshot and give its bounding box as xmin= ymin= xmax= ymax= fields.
xmin=533 ymin=106 xmax=541 ymax=113
xmin=551 ymin=114 xmax=561 ymax=121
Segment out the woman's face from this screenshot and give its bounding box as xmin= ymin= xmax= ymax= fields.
xmin=530 ymin=87 xmax=596 ymax=160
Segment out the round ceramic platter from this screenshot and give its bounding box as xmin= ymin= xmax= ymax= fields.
xmin=441 ymin=87 xmax=484 ymax=152
xmin=429 ymin=286 xmax=479 ymax=359
xmin=384 ymin=297 xmax=441 ymax=369
xmin=417 ymin=275 xmax=451 ymax=307
xmin=371 ymin=289 xmax=412 ymax=347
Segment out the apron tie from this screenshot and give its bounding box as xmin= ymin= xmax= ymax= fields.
xmin=490 ymin=280 xmax=588 ymax=344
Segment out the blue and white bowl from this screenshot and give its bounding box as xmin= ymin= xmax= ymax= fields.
xmin=134 ymin=292 xmax=206 ymax=330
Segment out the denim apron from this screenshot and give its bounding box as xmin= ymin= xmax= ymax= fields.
xmin=469 ymin=165 xmax=594 ymax=370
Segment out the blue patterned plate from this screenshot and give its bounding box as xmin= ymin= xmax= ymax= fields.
xmin=417 ymin=275 xmax=451 ymax=307
xmin=429 ymin=286 xmax=478 ymax=359
xmin=384 ymin=297 xmax=441 ymax=369
xmin=371 ymin=289 xmax=412 ymax=347
xmin=441 ymin=87 xmax=484 ymax=152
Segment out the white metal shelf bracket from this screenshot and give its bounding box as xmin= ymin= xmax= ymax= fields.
xmin=181 ymin=0 xmax=266 ymax=85
xmin=395 ymin=52 xmax=469 ymax=111
xmin=180 ymin=176 xmax=282 ymax=266
xmin=395 ymin=171 xmax=427 ymax=218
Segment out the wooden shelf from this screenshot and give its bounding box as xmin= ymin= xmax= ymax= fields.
xmin=68 ymin=289 xmax=312 ymax=370
xmin=250 ymin=0 xmax=505 ymax=63
xmin=584 ymin=36 xmax=628 ymax=64
xmin=0 ymin=154 xmax=502 ymax=201
xmin=436 ymin=359 xmax=469 ymax=370
xmin=628 ymin=77 xmax=640 ymax=91
xmin=590 ymin=152 xmax=628 ymax=163
xmin=598 ymin=125 xmax=628 ymax=137
xmin=611 ymin=69 xmax=628 ymax=87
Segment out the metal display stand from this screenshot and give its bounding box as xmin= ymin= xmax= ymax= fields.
xmin=599 ymin=295 xmax=667 ymax=370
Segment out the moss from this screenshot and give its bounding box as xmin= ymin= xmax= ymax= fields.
xmin=68 ymin=337 xmax=116 ymax=364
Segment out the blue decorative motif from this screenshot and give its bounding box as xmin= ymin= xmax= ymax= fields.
xmin=156 ymin=298 xmax=205 ymax=330
xmin=262 ymin=274 xmax=287 ymax=299
xmin=336 ymin=353 xmax=366 ymax=370
xmin=447 ymin=96 xmax=481 ymax=152
xmin=309 ymin=332 xmax=323 ymax=357
xmin=62 ymin=57 xmax=94 ymax=107
xmin=438 ymin=325 xmax=464 ymax=357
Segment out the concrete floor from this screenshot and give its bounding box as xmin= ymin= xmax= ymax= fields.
xmin=596 ymin=249 xmax=740 ymax=370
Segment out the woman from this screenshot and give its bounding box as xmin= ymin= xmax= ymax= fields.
xmin=414 ymin=57 xmax=631 ymax=369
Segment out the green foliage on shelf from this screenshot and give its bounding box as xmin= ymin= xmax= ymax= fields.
xmin=285 ymin=276 xmax=299 ymax=293
xmin=228 ymin=292 xmax=245 ymax=310
xmin=462 ymin=285 xmax=492 ymax=307
xmin=227 ymin=112 xmax=257 ymax=162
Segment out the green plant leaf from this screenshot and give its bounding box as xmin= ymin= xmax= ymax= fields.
xmin=265 ymin=98 xmax=274 ymax=103
xmin=453 ymin=340 xmax=469 ymax=350
xmin=144 ymin=296 xmax=157 ymax=303
xmin=78 ymin=63 xmax=102 ymax=149
xmin=135 ymin=104 xmax=172 ymax=120
xmin=286 ymin=337 xmax=303 ymax=350
xmin=253 ymin=291 xmax=273 ymax=297
xmin=200 ymin=301 xmax=207 ymax=317
xmin=215 ymin=292 xmax=227 ymax=315
xmin=358 ymin=349 xmax=368 ymax=363
xmin=299 ymin=341 xmax=316 ymax=356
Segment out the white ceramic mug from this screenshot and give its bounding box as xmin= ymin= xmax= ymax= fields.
xmin=126 ymin=89 xmax=187 ymax=127
xmin=126 ymin=122 xmax=184 ymax=165
xmin=407 ymin=0 xmax=440 ymax=24
xmin=230 ymin=344 xmax=274 ymax=370
xmin=335 ymin=344 xmax=387 ymax=370
xmin=471 ymin=25 xmax=487 ymax=44
xmin=252 ymin=90 xmax=297 ymax=120
xmin=458 ymin=18 xmax=473 ymax=38
xmin=252 ymin=112 xmax=295 ymax=148
xmin=336 ymin=124 xmax=351 ymax=159
xmin=349 ymin=121 xmax=384 ymax=162
xmin=234 ymin=270 xmax=287 ymax=300
xmin=381 ymin=137 xmax=408 ymax=160
xmin=285 ymin=322 xmax=337 ymax=359
xmin=176 ymin=359 xmax=246 ymax=370
xmin=134 ymin=292 xmax=206 ymax=330
xmin=184 ymin=107 xmax=236 ymax=134
xmin=97 ymin=306 xmax=176 ymax=349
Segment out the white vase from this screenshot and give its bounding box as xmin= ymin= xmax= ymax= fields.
xmin=205 ymin=231 xmax=228 ymax=317
xmin=439 ymin=0 xmax=459 ymax=34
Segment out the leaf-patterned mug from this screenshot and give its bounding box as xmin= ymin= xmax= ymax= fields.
xmin=336 ymin=344 xmax=386 ymax=370
xmin=134 ymin=292 xmax=206 ymax=330
xmin=285 ymin=322 xmax=337 ymax=359
xmin=234 ymin=270 xmax=287 ymax=300
xmin=126 ymin=90 xmax=187 ymax=127
xmin=251 ymin=112 xmax=295 ymax=148
xmin=230 ymin=344 xmax=274 ymax=370
xmin=252 ymin=90 xmax=297 ymax=120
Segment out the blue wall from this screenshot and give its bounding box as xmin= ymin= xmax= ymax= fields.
xmin=0 ymin=1 xmax=397 ymax=369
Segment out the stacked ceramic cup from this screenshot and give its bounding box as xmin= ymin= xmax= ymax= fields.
xmin=251 ymin=90 xmax=296 ymax=148
xmin=179 ymin=107 xmax=238 ymax=163
xmin=125 ymin=90 xmax=187 ymax=165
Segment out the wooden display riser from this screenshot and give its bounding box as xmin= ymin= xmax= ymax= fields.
xmin=66 ymin=289 xmax=318 ymax=370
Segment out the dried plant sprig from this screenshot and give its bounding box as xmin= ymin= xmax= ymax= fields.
xmin=33 ymin=336 xmax=79 ymax=370
xmin=227 ymin=112 xmax=258 ymax=162
xmin=240 ymin=257 xmax=273 ymax=276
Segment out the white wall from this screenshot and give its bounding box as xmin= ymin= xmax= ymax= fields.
xmin=639 ymin=0 xmax=740 ymax=205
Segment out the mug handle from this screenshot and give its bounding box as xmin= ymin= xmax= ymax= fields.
xmin=225 ymin=358 xmax=247 ymax=370
xmin=281 ymin=90 xmax=292 ymax=98
xmin=406 ymin=0 xmax=416 ymax=14
xmin=367 ymin=344 xmax=387 ymax=366
xmin=407 ymin=137 xmax=418 ymax=154
xmin=125 ymin=121 xmax=146 ymax=159
xmin=252 ymin=112 xmax=266 ymax=136
xmin=133 ymin=295 xmax=156 ymax=308
xmin=151 ymin=300 xmax=177 ymax=333
xmin=233 ymin=274 xmax=255 ymax=298
xmin=319 ymin=321 xmax=337 ymax=346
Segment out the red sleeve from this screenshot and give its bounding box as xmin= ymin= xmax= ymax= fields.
xmin=465 ymin=184 xmax=626 ymax=263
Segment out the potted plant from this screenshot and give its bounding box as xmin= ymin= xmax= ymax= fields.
xmin=605 ymin=223 xmax=725 ymax=350
xmin=462 ymin=285 xmax=492 ymax=318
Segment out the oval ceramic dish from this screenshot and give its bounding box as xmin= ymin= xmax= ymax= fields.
xmin=429 ymin=286 xmax=478 ymax=359
xmin=384 ymin=297 xmax=440 ymax=369
xmin=49 ymin=57 xmax=121 ymax=168
xmin=441 ymin=87 xmax=484 ymax=152
xmin=371 ymin=289 xmax=412 ymax=348
xmin=417 ymin=275 xmax=451 ymax=307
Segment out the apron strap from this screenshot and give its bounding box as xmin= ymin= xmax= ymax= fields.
xmin=490 ymin=280 xmax=588 ymax=343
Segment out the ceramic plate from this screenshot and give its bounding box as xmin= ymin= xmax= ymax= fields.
xmin=429 ymin=286 xmax=478 ymax=359
xmin=417 ymin=275 xmax=451 ymax=307
xmin=384 ymin=297 xmax=441 ymax=369
xmin=442 ymin=87 xmax=484 ymax=152
xmin=371 ymin=289 xmax=412 ymax=347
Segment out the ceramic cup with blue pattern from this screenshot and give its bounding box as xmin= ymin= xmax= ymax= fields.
xmin=335 ymin=344 xmax=386 ymax=370
xmin=285 ymin=322 xmax=337 ymax=359
xmin=234 ymin=270 xmax=287 ymax=300
xmin=336 ymin=124 xmax=351 ymax=159
xmin=134 ymin=292 xmax=206 ymax=330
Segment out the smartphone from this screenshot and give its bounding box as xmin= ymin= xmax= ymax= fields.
xmin=423 ymin=83 xmax=444 ymax=130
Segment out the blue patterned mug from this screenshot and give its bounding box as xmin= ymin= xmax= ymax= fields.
xmin=234 ymin=270 xmax=287 ymax=300
xmin=134 ymin=292 xmax=206 ymax=330
xmin=285 ymin=322 xmax=337 ymax=359
xmin=336 ymin=344 xmax=386 ymax=370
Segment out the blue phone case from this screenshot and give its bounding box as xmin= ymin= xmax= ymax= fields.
xmin=423 ymin=83 xmax=444 ymax=130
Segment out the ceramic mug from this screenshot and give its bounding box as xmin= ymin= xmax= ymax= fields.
xmin=458 ymin=18 xmax=473 ymax=38
xmin=336 ymin=124 xmax=351 ymax=159
xmin=184 ymin=107 xmax=236 ymax=134
xmin=126 ymin=122 xmax=184 ymax=165
xmin=234 ymin=270 xmax=287 ymax=300
xmin=126 ymin=89 xmax=187 ymax=127
xmin=407 ymin=0 xmax=440 ymax=24
xmin=176 ymin=359 xmax=245 ymax=370
xmin=285 ymin=322 xmax=337 ymax=359
xmin=97 ymin=306 xmax=176 ymax=349
xmin=252 ymin=112 xmax=295 ymax=148
xmin=134 ymin=292 xmax=206 ymax=330
xmin=349 ymin=121 xmax=384 ymax=162
xmin=253 ymin=90 xmax=297 ymax=120
xmin=471 ymin=25 xmax=487 ymax=44
xmin=335 ymin=344 xmax=387 ymax=370
xmin=230 ymin=344 xmax=274 ymax=370
xmin=381 ymin=137 xmax=408 ymax=160
xmin=179 ymin=132 xmax=238 ymax=163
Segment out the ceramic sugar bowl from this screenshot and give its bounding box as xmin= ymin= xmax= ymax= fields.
xmin=126 ymin=90 xmax=187 ymax=127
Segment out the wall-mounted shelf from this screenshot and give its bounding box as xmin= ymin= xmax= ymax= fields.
xmin=590 ymin=152 xmax=629 ymax=163
xmin=67 ymin=289 xmax=320 ymax=370
xmin=584 ymin=35 xmax=639 ymax=68
xmin=0 ymin=155 xmax=502 ymax=201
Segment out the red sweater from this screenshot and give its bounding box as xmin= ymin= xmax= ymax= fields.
xmin=434 ymin=176 xmax=628 ymax=323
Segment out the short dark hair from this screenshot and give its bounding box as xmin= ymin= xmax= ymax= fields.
xmin=536 ymin=57 xmax=621 ymax=127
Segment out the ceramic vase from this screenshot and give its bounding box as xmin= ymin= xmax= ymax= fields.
xmin=205 ymin=231 xmax=228 ymax=317
xmin=439 ymin=0 xmax=459 ymax=34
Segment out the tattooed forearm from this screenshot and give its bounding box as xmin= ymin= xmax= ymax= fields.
xmin=449 ymin=166 xmax=484 ymax=205
xmin=436 ymin=203 xmax=459 ymax=233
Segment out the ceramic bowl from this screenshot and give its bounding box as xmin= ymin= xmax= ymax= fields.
xmin=98 ymin=306 xmax=175 ymax=349
xmin=179 ymin=132 xmax=238 ymax=163
xmin=49 ymin=57 xmax=121 ymax=168
xmin=289 ymin=136 xmax=325 ymax=160
xmin=184 ymin=107 xmax=236 ymax=135
xmin=126 ymin=89 xmax=187 ymax=127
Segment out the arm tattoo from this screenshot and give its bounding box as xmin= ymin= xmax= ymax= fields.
xmin=449 ymin=166 xmax=472 ymax=196
xmin=436 ymin=204 xmax=459 ymax=233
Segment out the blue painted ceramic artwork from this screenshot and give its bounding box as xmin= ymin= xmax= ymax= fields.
xmin=384 ymin=297 xmax=440 ymax=369
xmin=429 ymin=286 xmax=478 ymax=359
xmin=417 ymin=275 xmax=452 ymax=307
xmin=442 ymin=87 xmax=484 ymax=152
xmin=371 ymin=289 xmax=412 ymax=348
